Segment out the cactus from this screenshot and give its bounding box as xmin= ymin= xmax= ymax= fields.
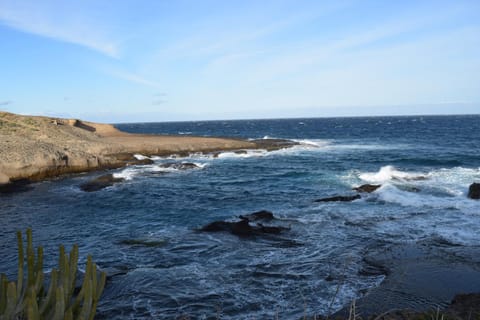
xmin=0 ymin=229 xmax=106 ymax=320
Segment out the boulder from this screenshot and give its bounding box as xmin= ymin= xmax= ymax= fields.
xmin=200 ymin=219 xmax=255 ymax=237
xmin=239 ymin=210 xmax=274 ymax=221
xmin=80 ymin=174 xmax=125 ymax=192
xmin=257 ymin=223 xmax=289 ymax=234
xmin=353 ymin=184 xmax=381 ymax=193
xmin=200 ymin=211 xmax=289 ymax=238
xmin=468 ymin=183 xmax=480 ymax=199
xmin=315 ymin=195 xmax=361 ymax=202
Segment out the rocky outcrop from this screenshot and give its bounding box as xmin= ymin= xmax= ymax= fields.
xmin=353 ymin=184 xmax=381 ymax=193
xmin=199 ymin=211 xmax=289 ymax=237
xmin=0 ymin=112 xmax=274 ymax=188
xmin=249 ymin=139 xmax=299 ymax=151
xmin=468 ymin=183 xmax=480 ymax=199
xmin=315 ymin=195 xmax=361 ymax=202
xmin=158 ymin=162 xmax=199 ymax=170
xmin=80 ymin=174 xmax=125 ymax=192
xmin=239 ymin=210 xmax=274 ymax=221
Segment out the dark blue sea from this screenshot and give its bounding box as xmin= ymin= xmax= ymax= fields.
xmin=1 ymin=115 xmax=480 ymax=319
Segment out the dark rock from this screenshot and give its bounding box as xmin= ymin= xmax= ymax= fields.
xmin=131 ymin=158 xmax=154 ymax=165
xmin=80 ymin=174 xmax=125 ymax=192
xmin=200 ymin=213 xmax=289 ymax=238
xmin=325 ymin=275 xmax=335 ymax=282
xmin=468 ymin=183 xmax=480 ymax=199
xmin=230 ymin=219 xmax=256 ymax=236
xmin=199 ymin=221 xmax=232 ymax=232
xmin=250 ymin=139 xmax=299 ymax=151
xmin=447 ymin=293 xmax=480 ymax=319
xmin=200 ymin=219 xmax=255 ymax=236
xmin=0 ymin=179 xmax=33 ymax=194
xmin=257 ymin=223 xmax=289 ymax=234
xmin=239 ymin=210 xmax=274 ymax=221
xmin=315 ymin=195 xmax=361 ymax=202
xmin=353 ymin=184 xmax=381 ymax=193
xmin=159 ymin=162 xmax=199 ymax=170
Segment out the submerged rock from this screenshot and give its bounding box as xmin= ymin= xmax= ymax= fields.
xmin=353 ymin=184 xmax=381 ymax=193
xmin=468 ymin=183 xmax=480 ymax=199
xmin=315 ymin=195 xmax=361 ymax=202
xmin=159 ymin=162 xmax=199 ymax=170
xmin=257 ymin=223 xmax=289 ymax=234
xmin=80 ymin=174 xmax=125 ymax=192
xmin=239 ymin=210 xmax=274 ymax=221
xmin=200 ymin=219 xmax=255 ymax=236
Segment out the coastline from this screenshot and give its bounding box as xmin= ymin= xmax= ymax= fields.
xmin=0 ymin=111 xmax=292 ymax=187
xmin=2 ymin=113 xmax=480 ymax=318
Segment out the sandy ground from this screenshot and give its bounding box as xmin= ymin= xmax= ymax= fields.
xmin=0 ymin=111 xmax=256 ymax=184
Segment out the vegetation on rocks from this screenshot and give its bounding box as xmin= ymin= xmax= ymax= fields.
xmin=0 ymin=229 xmax=106 ymax=320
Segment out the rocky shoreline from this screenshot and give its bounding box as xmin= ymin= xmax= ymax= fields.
xmin=0 ymin=111 xmax=297 ymax=190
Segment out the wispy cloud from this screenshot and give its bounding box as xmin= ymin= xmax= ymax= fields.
xmin=0 ymin=100 xmax=13 ymax=106
xmin=109 ymin=70 xmax=163 ymax=90
xmin=0 ymin=1 xmax=118 ymax=57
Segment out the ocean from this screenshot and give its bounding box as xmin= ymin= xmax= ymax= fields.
xmin=1 ymin=115 xmax=480 ymax=319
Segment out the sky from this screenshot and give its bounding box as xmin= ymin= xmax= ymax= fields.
xmin=0 ymin=0 xmax=479 ymax=122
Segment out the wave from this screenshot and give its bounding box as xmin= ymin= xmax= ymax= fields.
xmin=359 ymin=165 xmax=425 ymax=183
xmin=134 ymin=154 xmax=151 ymax=160
xmin=352 ymin=165 xmax=480 ymax=212
xmin=112 ymin=162 xmax=207 ymax=180
xmin=113 ymin=167 xmax=138 ymax=180
xmin=216 ymin=150 xmax=269 ymax=159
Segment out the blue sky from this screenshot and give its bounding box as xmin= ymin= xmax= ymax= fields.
xmin=0 ymin=0 xmax=479 ymax=122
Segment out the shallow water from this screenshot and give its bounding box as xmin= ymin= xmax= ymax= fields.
xmin=1 ymin=115 xmax=480 ymax=319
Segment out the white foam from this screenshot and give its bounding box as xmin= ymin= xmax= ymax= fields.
xmin=375 ymin=182 xmax=478 ymax=212
xmin=349 ymin=165 xmax=480 ymax=213
xmin=113 ymin=167 xmax=138 ymax=180
xmin=216 ymin=150 xmax=268 ymax=159
xmin=359 ymin=165 xmax=424 ymax=183
xmin=133 ymin=154 xmax=150 ymax=160
xmin=149 ymin=162 xmax=207 ymax=173
xmin=294 ymin=139 xmax=331 ymax=148
xmin=325 ymin=143 xmax=409 ymax=152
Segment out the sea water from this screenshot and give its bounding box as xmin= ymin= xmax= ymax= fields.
xmin=1 ymin=115 xmax=479 ymax=319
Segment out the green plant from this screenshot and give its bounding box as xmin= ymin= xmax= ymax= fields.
xmin=0 ymin=229 xmax=106 ymax=320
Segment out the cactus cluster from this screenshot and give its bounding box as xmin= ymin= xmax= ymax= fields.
xmin=0 ymin=229 xmax=106 ymax=320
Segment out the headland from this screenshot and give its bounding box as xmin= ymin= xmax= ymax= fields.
xmin=0 ymin=111 xmax=294 ymax=187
